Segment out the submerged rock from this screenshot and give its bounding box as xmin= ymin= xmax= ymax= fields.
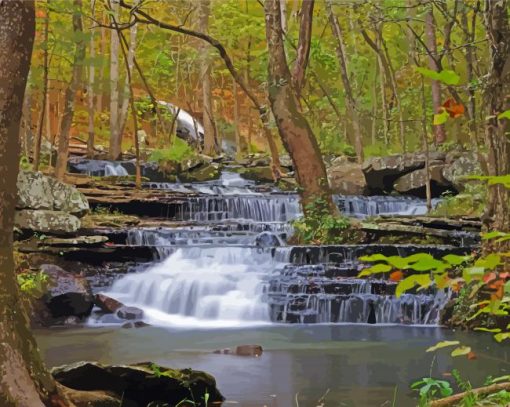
xmin=235 ymin=344 xmax=263 ymax=357
xmin=15 ymin=210 xmax=81 ymax=234
xmin=51 ymin=361 xmax=224 ymax=407
xmin=117 ymin=306 xmax=144 ymax=320
xmin=40 ymin=264 xmax=94 ymax=319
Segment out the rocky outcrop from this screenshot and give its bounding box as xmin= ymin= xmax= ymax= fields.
xmin=40 ymin=264 xmax=94 ymax=319
xmin=393 ymin=165 xmax=451 ymax=196
xmin=179 ymin=162 xmax=221 ymax=182
xmin=15 ymin=210 xmax=81 ymax=234
xmin=362 ymin=152 xmax=445 ymax=193
xmin=327 ymin=156 xmax=367 ymax=195
xmin=442 ymin=151 xmax=483 ymax=191
xmin=15 ymin=170 xmax=89 ymax=234
xmin=51 ymin=361 xmax=224 ymax=407
xmin=116 ymin=306 xmax=144 ymax=320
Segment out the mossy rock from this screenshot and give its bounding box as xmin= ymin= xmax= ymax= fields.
xmin=236 ymin=166 xmax=274 ymax=183
xmin=179 ymin=163 xmax=221 ymax=182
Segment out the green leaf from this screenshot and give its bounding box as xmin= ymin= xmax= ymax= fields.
xmin=505 ymin=281 xmax=510 ymax=295
xmin=359 ymin=254 xmax=389 ymax=262
xmin=442 ymin=254 xmax=471 ymax=266
xmin=426 ymin=340 xmax=460 ymax=352
xmin=358 ymin=263 xmax=392 ymax=277
xmin=395 ymin=274 xmax=431 ymax=297
xmin=386 ymin=256 xmax=409 ymax=269
xmin=474 ymin=327 xmax=502 ymax=333
xmin=451 ymin=346 xmax=471 ymax=357
xmin=494 ymin=333 xmax=510 ymax=343
xmin=433 ymin=110 xmax=449 ymax=125
xmin=475 ymin=254 xmax=502 ymax=269
xmin=416 ymin=67 xmax=460 ymax=85
xmin=497 ymin=110 xmax=510 ymax=120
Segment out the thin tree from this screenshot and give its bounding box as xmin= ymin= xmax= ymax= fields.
xmin=326 ymin=0 xmax=364 ymax=163
xmin=87 ymin=0 xmax=96 ymax=158
xmin=264 ymin=0 xmax=337 ymax=213
xmin=0 ymin=2 xmax=64 ymax=404
xmin=291 ymin=0 xmax=314 ymax=101
xmin=54 ymin=0 xmax=86 ymax=180
xmin=33 ymin=0 xmax=50 ymax=171
xmin=108 ymin=0 xmax=121 ymax=159
xmin=198 ymin=0 xmax=217 ymax=156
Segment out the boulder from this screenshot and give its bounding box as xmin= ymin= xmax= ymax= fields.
xmin=17 ymin=170 xmax=89 ymax=216
xmin=116 ymin=306 xmax=144 ymax=320
xmin=15 ymin=210 xmax=81 ymax=234
xmin=362 ymin=152 xmax=446 ymax=192
xmin=235 ymin=344 xmax=263 ymax=357
xmin=51 ymin=361 xmax=224 ymax=407
xmin=40 ymin=264 xmax=94 ymax=319
xmin=393 ymin=165 xmax=452 ymax=197
xmin=442 ymin=151 xmax=483 ymax=191
xmin=16 ymin=170 xmax=53 ymax=210
xmin=237 ymin=166 xmax=274 ymax=183
xmin=327 ymin=157 xmax=367 ymax=195
xmin=179 ymin=162 xmax=221 ymax=182
xmin=94 ymin=294 xmax=124 ymax=314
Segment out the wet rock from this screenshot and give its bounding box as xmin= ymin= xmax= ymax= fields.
xmin=237 ymin=166 xmax=274 ymax=183
xmin=393 ymin=165 xmax=452 ymax=197
xmin=121 ymin=321 xmax=150 ymax=329
xmin=42 ymin=235 xmax=108 ymax=246
xmin=362 ymin=152 xmax=446 ymax=192
xmin=15 ymin=210 xmax=81 ymax=234
xmin=255 ymin=231 xmax=281 ymax=247
xmin=279 ymin=155 xmax=293 ymax=170
xmin=327 ymin=157 xmax=367 ymax=195
xmin=40 ymin=264 xmax=94 ymax=319
xmin=213 ymin=348 xmax=232 ymax=355
xmin=116 ymin=306 xmax=144 ymax=320
xmin=442 ymin=151 xmax=483 ymax=191
xmin=51 ymin=361 xmax=224 ymax=407
xmin=94 ymin=293 xmax=124 ymax=314
xmin=235 ymin=345 xmax=263 ymax=357
xmin=179 ymin=162 xmax=221 ymax=182
xmin=248 ymin=155 xmax=271 ymax=167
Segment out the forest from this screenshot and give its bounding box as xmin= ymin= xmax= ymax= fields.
xmin=0 ymin=0 xmax=509 ymax=406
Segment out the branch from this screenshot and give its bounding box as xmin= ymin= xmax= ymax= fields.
xmin=430 ymin=382 xmax=510 ymax=407
xmin=291 ymin=0 xmax=314 ymax=99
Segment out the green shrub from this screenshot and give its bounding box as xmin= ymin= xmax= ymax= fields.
xmin=17 ymin=271 xmax=50 ymax=298
xmin=149 ymin=137 xmax=195 ymax=164
xmin=291 ymin=197 xmax=352 ymax=244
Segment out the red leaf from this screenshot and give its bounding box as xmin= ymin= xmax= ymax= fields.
xmin=390 ymin=270 xmax=404 ymax=282
xmin=483 ymin=272 xmax=497 ymax=284
xmin=442 ymin=98 xmax=465 ymax=118
xmin=467 ymin=351 xmax=477 ymax=360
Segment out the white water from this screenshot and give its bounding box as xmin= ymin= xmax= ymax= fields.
xmin=106 ymin=247 xmax=284 ymax=327
xmin=104 ymin=163 xmax=129 ymax=176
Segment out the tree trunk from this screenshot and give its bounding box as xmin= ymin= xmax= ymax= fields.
xmin=483 ymin=0 xmax=510 ymax=233
xmin=108 ymin=0 xmax=121 ymax=159
xmin=233 ymin=74 xmax=242 ymax=160
xmin=0 ymin=2 xmax=62 ymax=405
xmin=461 ymin=1 xmax=478 ymax=139
xmin=325 ymin=0 xmax=364 ymax=163
xmin=117 ymin=0 xmax=138 ymax=141
xmin=198 ymin=0 xmax=216 ymax=156
xmin=33 ymin=0 xmax=49 ymax=171
xmin=21 ymin=84 xmax=33 ymax=158
xmin=86 ymin=0 xmax=96 ymax=158
xmin=425 ymin=5 xmax=446 ymax=145
xmin=291 ymin=0 xmax=314 ymax=100
xmin=54 ymin=0 xmax=86 ymax=181
xmin=279 ymin=0 xmax=287 ymax=34
xmin=264 ymin=0 xmax=336 ymax=213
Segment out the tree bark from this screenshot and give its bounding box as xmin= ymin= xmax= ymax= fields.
xmin=54 ymin=0 xmax=86 ymax=180
xmin=86 ymin=0 xmax=96 ymax=158
xmin=291 ymin=0 xmax=314 ymax=100
xmin=33 ymin=0 xmax=50 ymax=171
xmin=198 ymin=0 xmax=216 ymax=156
xmin=264 ymin=0 xmax=336 ymax=213
xmin=482 ymin=0 xmax=510 ymax=234
xmin=425 ymin=5 xmax=447 ymax=145
xmin=108 ymin=0 xmax=121 ymax=159
xmin=325 ymin=0 xmax=364 ymax=163
xmin=0 ymin=2 xmax=62 ymax=405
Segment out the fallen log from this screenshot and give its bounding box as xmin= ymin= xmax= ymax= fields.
xmin=430 ymin=382 xmax=510 ymax=407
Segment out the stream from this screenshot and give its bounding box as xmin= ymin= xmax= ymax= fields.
xmin=34 ymin=165 xmax=505 ymax=406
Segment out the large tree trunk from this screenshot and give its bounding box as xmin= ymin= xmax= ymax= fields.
xmin=0 ymin=2 xmax=62 ymax=405
xmin=425 ymin=5 xmax=447 ymax=145
xmin=198 ymin=0 xmax=216 ymax=156
xmin=483 ymin=0 xmax=510 ymax=233
xmin=54 ymin=0 xmax=86 ymax=180
xmin=33 ymin=0 xmax=49 ymax=171
xmin=264 ymin=0 xmax=336 ymax=213
xmin=108 ymin=0 xmax=121 ymax=159
xmin=325 ymin=0 xmax=364 ymax=163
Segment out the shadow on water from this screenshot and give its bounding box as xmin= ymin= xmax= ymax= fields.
xmin=35 ymin=324 xmax=510 ymax=406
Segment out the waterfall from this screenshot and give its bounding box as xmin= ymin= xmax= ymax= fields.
xmin=105 ymin=163 xmax=129 ymax=176
xmin=106 ymin=246 xmax=283 ymax=326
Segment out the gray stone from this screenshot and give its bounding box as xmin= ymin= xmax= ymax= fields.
xmin=327 ymin=157 xmax=367 ymax=195
xmin=40 ymin=264 xmax=94 ymax=318
xmin=116 ymin=306 xmax=144 ymax=320
xmin=48 ymin=176 xmax=89 ymax=216
xmin=393 ymin=165 xmax=450 ymax=196
xmin=442 ymin=151 xmax=483 ymax=191
xmin=15 ymin=209 xmax=81 ymax=234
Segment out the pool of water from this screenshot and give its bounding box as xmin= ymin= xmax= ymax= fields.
xmin=35 ymin=324 xmax=509 ymax=407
